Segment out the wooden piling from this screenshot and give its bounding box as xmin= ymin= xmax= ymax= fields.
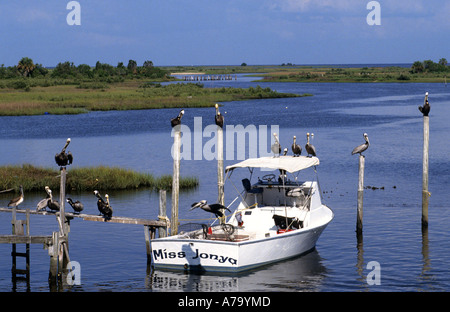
xmin=356 ymin=155 xmax=365 ymax=234
xmin=171 ymin=126 xmax=181 ymax=236
xmin=217 ymin=118 xmax=224 ymax=204
xmin=422 ymin=115 xmax=430 ymax=227
xmin=158 ymin=189 xmax=167 ymax=238
xmin=59 ymin=167 xmax=67 ymax=236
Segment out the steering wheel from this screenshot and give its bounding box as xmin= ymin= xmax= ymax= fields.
xmin=261 ymin=174 xmax=276 ymax=182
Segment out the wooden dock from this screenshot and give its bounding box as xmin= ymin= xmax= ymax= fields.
xmin=0 ymin=207 xmax=166 ymax=227
xmin=0 ymin=194 xmax=169 ymax=288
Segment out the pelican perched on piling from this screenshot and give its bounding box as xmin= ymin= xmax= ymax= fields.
xmin=271 ymin=133 xmax=281 ymax=157
xmin=94 ymin=190 xmax=113 ymax=219
xmin=292 ymin=136 xmax=302 ymax=157
xmin=66 ymin=198 xmax=84 ymax=213
xmin=418 ymin=92 xmax=430 ymax=116
xmin=352 ymin=133 xmax=370 ymax=156
xmin=36 ymin=186 xmax=51 ymax=211
xmin=46 ymin=187 xmax=60 ymax=212
xmin=305 ymin=133 xmax=316 ymax=157
xmin=8 ymin=185 xmax=24 ymax=208
xmin=190 ymin=200 xmax=231 ymax=218
xmin=215 ymin=103 xmax=224 ymax=128
xmin=55 ymin=138 xmax=73 ymax=167
xmin=171 ymin=109 xmax=184 ymax=127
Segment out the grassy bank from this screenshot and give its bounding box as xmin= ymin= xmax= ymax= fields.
xmin=0 ymin=164 xmax=198 ymax=192
xmin=249 ymin=66 xmax=449 ymax=83
xmin=167 ymin=62 xmax=449 ymax=83
xmin=0 ymin=80 xmax=304 ymax=116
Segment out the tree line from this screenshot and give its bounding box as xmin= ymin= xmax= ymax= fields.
xmin=411 ymin=58 xmax=449 ymax=73
xmin=0 ymin=57 xmax=169 ymax=80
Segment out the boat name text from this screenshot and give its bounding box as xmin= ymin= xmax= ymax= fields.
xmin=153 ymin=248 xmax=237 ymax=265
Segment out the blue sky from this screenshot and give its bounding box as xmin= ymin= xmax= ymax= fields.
xmin=0 ymin=0 xmax=449 ymax=67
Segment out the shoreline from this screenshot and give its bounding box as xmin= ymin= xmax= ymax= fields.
xmin=170 ymin=72 xmax=206 ymax=75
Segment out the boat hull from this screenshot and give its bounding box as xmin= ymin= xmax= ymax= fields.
xmin=151 ymin=221 xmax=330 ymax=272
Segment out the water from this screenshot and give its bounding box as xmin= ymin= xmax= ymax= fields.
xmin=0 ymin=75 xmax=449 ymax=292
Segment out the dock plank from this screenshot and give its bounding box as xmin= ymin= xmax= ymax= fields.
xmin=0 ymin=235 xmax=52 ymax=244
xmin=0 ymin=207 xmax=167 ymax=227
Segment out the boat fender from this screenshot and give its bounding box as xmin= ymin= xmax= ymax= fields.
xmin=236 ymin=212 xmax=244 ymax=227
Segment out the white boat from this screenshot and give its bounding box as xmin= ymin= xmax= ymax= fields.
xmin=151 ymin=155 xmax=334 ymax=272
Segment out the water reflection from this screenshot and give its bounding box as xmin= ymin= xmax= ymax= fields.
xmin=146 ymin=249 xmax=327 ymax=292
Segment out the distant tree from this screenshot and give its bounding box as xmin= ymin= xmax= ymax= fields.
xmin=17 ymin=57 xmax=36 ymax=77
xmin=51 ymin=61 xmax=77 ymax=78
xmin=116 ymin=62 xmax=127 ymax=76
xmin=438 ymin=58 xmax=448 ymax=66
xmin=411 ymin=61 xmax=424 ymax=73
xmin=143 ymin=60 xmax=154 ymax=68
xmin=127 ymin=59 xmax=137 ymax=74
xmin=31 ymin=63 xmax=49 ymax=78
xmin=241 ymin=62 xmax=247 ymax=66
xmin=77 ymin=64 xmax=93 ymax=78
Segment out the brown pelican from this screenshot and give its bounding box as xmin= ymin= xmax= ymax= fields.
xmin=271 ymin=133 xmax=281 ymax=157
xmin=46 ymin=188 xmax=60 ymax=212
xmin=352 ymin=133 xmax=370 ymax=156
xmin=55 ymin=138 xmax=73 ymax=167
xmin=292 ymin=136 xmax=302 ymax=156
xmin=190 ymin=200 xmax=231 ymax=218
xmin=305 ymin=133 xmax=316 ymax=157
xmin=215 ymin=103 xmax=224 ymax=128
xmin=36 ymin=186 xmax=51 ymax=211
xmin=418 ymin=92 xmax=430 ymax=116
xmin=8 ymin=185 xmax=24 ymax=208
xmin=94 ymin=190 xmax=113 ymax=219
xmin=170 ymin=109 xmax=184 ymax=127
xmin=283 ymin=148 xmax=288 ymax=156
xmin=66 ymin=198 xmax=84 ymax=213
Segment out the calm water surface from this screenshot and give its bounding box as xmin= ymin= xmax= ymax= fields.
xmin=0 ymin=76 xmax=449 ymax=292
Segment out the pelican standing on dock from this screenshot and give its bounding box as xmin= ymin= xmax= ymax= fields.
xmin=292 ymin=136 xmax=302 ymax=156
xmin=36 ymin=186 xmax=51 ymax=211
xmin=305 ymin=133 xmax=316 ymax=157
xmin=352 ymin=133 xmax=370 ymax=156
xmin=171 ymin=109 xmax=184 ymax=127
xmin=55 ymin=138 xmax=73 ymax=167
xmin=215 ymin=103 xmax=224 ymax=128
xmin=271 ymin=133 xmax=281 ymax=157
xmin=46 ymin=188 xmax=60 ymax=212
xmin=66 ymin=198 xmax=84 ymax=213
xmin=94 ymin=190 xmax=113 ymax=218
xmin=190 ymin=200 xmax=231 ymax=218
xmin=8 ymin=185 xmax=24 ymax=208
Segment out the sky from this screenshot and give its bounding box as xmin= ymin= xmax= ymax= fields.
xmin=0 ymin=0 xmax=449 ymax=67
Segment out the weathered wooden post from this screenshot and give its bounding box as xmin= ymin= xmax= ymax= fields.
xmin=170 ymin=109 xmax=184 ymax=236
xmin=158 ymin=189 xmax=167 ymax=238
xmin=352 ymin=133 xmax=370 ymax=235
xmin=419 ymin=92 xmax=431 ymax=228
xmin=59 ymin=167 xmax=67 ymax=236
xmin=215 ymin=104 xmax=225 ymax=224
xmin=356 ymin=155 xmax=365 ymax=235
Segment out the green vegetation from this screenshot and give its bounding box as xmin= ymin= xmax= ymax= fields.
xmin=0 ymin=164 xmax=199 ymax=192
xmin=0 ymin=57 xmax=303 ymax=116
xmin=0 ymin=81 xmax=303 ymax=116
xmin=167 ymin=59 xmax=449 ymax=83
xmin=249 ymin=58 xmax=449 ymax=83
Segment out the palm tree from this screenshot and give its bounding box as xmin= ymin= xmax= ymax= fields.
xmin=17 ymin=57 xmax=36 ymax=77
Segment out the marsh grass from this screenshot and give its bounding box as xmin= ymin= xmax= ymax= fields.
xmin=0 ymin=81 xmax=301 ymax=116
xmin=0 ymin=164 xmax=198 ymax=192
xmin=256 ymin=66 xmax=449 ymax=83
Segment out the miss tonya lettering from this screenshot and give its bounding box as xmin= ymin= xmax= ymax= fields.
xmin=153 ymin=249 xmax=237 ymax=265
